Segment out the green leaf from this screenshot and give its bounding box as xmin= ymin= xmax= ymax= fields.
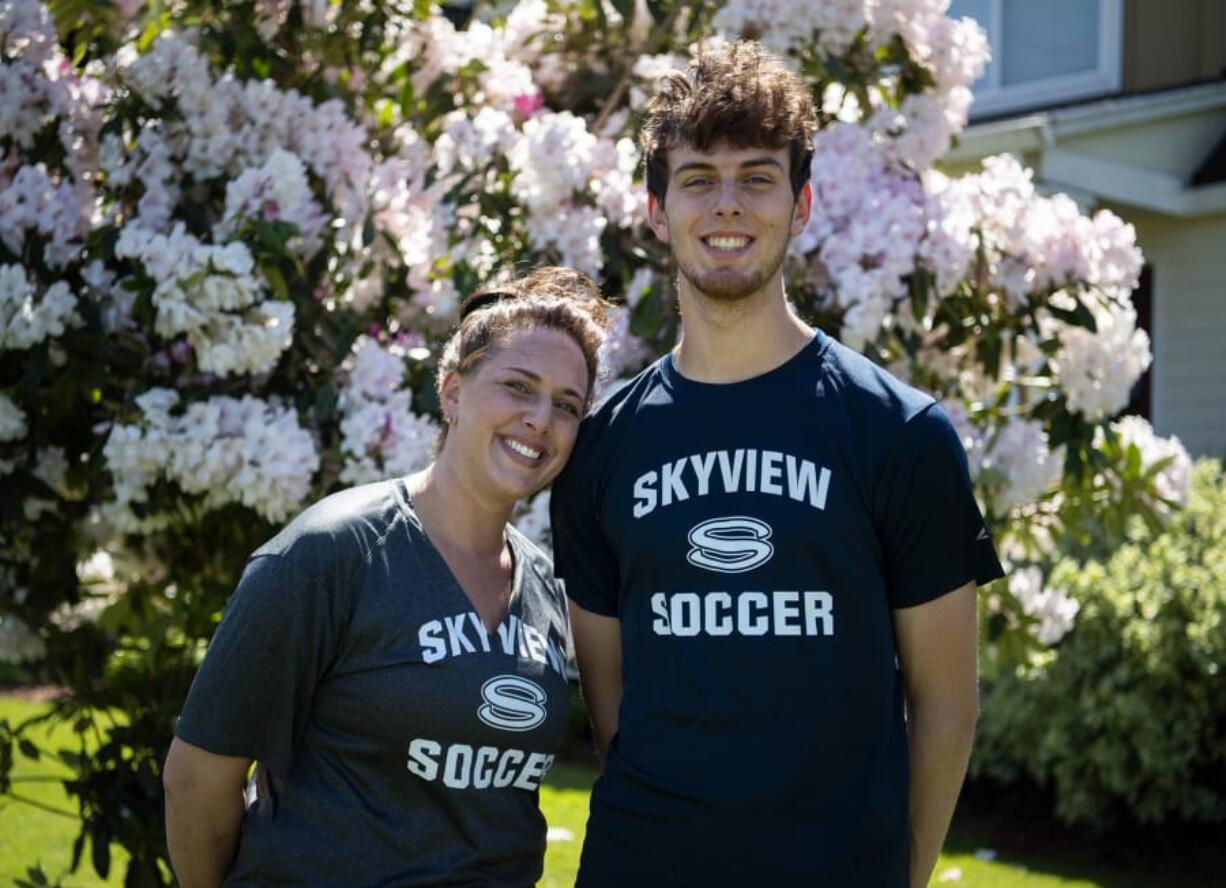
xmin=610 ymin=0 xmax=636 ymax=26
xmin=907 ymin=270 xmax=930 ymax=320
xmin=262 ymin=263 xmax=290 ymax=302
xmin=1048 ymin=296 xmax=1097 ymax=333
xmin=630 ymin=287 xmax=666 ymax=338
xmin=314 ymin=382 xmax=336 ymax=424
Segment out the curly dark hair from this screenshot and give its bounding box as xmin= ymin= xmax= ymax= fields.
xmin=640 ymin=39 xmax=817 ymax=203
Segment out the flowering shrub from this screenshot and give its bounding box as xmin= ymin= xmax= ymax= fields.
xmin=973 ymin=460 xmax=1226 ymax=829
xmin=0 ymin=0 xmax=1202 ymax=880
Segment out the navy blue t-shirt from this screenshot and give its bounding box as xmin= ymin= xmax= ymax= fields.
xmin=550 ymin=330 xmax=1004 ymax=887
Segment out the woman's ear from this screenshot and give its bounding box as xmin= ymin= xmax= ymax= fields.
xmin=439 ymin=370 xmax=461 ymax=426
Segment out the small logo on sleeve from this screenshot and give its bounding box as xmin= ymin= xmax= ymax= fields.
xmin=686 ymin=516 xmax=774 ymax=574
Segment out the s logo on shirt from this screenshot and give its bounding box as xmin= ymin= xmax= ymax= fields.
xmin=477 ymin=675 xmax=548 ymax=732
xmin=686 ymin=516 xmax=774 ymax=574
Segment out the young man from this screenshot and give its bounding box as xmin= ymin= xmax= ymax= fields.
xmin=550 ymin=40 xmax=1004 ymax=887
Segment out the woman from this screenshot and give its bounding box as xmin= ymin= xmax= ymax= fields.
xmin=162 ymin=267 xmax=607 ymax=887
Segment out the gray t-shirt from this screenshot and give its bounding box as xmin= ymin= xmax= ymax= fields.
xmin=175 ymin=479 xmax=572 ymax=887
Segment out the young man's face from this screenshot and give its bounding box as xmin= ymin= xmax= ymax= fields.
xmin=647 ymin=142 xmax=812 ymax=303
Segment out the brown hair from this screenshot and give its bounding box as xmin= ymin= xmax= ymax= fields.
xmin=435 ymin=266 xmax=609 ymax=448
xmin=640 ymin=39 xmax=817 ymax=203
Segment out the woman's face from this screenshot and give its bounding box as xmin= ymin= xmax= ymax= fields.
xmin=442 ymin=326 xmax=590 ymax=505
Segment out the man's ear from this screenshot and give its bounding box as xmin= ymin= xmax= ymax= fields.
xmin=647 ymin=191 xmax=670 ymax=244
xmin=790 ymin=180 xmax=813 ymax=237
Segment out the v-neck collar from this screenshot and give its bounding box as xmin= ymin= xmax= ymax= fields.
xmin=396 ymin=481 xmax=523 ymax=638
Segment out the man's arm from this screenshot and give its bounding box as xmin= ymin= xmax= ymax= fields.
xmin=893 ymin=580 xmax=979 ymax=888
xmin=163 ymin=737 xmax=251 ymax=888
xmin=570 ymin=600 xmax=622 ymax=766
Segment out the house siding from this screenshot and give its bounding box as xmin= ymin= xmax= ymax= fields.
xmin=1124 ymin=0 xmax=1226 ymax=92
xmin=1122 ymin=209 xmax=1226 ymax=458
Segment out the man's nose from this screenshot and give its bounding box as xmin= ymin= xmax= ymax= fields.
xmin=712 ymin=182 xmax=744 ymax=216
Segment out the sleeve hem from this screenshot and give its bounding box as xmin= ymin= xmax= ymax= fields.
xmin=890 ymin=561 xmax=1006 ymax=610
xmin=563 ymin=583 xmax=619 ymax=618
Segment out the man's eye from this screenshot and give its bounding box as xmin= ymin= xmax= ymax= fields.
xmin=683 ymin=177 xmax=712 ymax=188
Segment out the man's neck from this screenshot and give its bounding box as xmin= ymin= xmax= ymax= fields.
xmin=672 ymin=277 xmax=814 ymax=383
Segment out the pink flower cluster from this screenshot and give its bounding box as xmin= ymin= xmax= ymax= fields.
xmin=117 ymin=32 xmax=372 ymax=229
xmin=712 ymin=0 xmax=989 ymax=170
xmin=794 ymin=124 xmax=927 ymax=349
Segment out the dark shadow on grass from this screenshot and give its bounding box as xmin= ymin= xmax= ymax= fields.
xmin=947 ymin=779 xmax=1225 ymax=887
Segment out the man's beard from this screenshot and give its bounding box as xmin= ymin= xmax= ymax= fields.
xmin=676 ymin=234 xmax=790 ymax=302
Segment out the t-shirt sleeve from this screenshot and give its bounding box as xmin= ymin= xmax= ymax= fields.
xmin=549 ymin=451 xmax=621 ymax=617
xmin=874 ymin=403 xmax=1005 ymax=609
xmin=174 ymin=553 xmax=345 ymax=775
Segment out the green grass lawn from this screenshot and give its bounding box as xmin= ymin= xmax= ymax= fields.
xmin=1 ymin=696 xmax=1215 ymax=887
xmin=0 ymin=697 xmax=130 ymax=887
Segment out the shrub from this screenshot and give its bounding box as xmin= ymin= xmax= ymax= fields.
xmin=973 ymin=459 xmax=1226 ymax=829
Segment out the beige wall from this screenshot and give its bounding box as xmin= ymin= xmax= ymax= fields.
xmin=1121 ymin=208 xmax=1226 ymax=458
xmin=1124 ymin=0 xmax=1226 ymax=92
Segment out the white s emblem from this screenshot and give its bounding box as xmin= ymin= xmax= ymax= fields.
xmin=477 ymin=675 xmax=548 ymax=732
xmin=686 ymin=516 xmax=774 ymax=574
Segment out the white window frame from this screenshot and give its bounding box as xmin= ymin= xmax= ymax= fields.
xmin=964 ymin=0 xmax=1123 ymax=118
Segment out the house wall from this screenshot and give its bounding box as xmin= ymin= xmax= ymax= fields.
xmin=1121 ymin=208 xmax=1226 ymax=458
xmin=1123 ymin=0 xmax=1226 ymax=92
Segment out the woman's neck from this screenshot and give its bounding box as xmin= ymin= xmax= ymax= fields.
xmin=405 ymin=461 xmax=510 ymax=558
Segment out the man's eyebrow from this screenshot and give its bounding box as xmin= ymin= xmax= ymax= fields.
xmin=504 ymin=366 xmax=584 ymax=401
xmin=671 ymin=157 xmax=785 ymax=178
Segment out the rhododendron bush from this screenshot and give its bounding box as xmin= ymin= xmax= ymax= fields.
xmin=0 ymin=0 xmax=1197 ymax=880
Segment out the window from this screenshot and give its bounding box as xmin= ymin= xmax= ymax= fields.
xmin=949 ymin=0 xmax=1123 ymax=118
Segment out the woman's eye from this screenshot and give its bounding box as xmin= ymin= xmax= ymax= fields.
xmin=555 ymin=400 xmax=580 ymax=417
xmin=505 ymin=380 xmax=530 ymax=394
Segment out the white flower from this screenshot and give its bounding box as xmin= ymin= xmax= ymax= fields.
xmin=509 ymin=111 xmax=597 ymax=213
xmin=0 ymin=264 xmax=82 ymax=350
xmin=1049 ymin=297 xmax=1151 ymax=422
xmin=1009 ymin=566 xmax=1079 ymax=645
xmin=342 ymin=336 xmax=408 ymax=405
xmin=599 ymin=306 xmax=653 ymax=380
xmin=797 ymin=124 xmax=926 ymax=349
xmin=1103 ymin=416 xmax=1193 ymax=511
xmin=115 ymin=225 xmax=293 ymax=377
xmin=103 ymin=391 xmax=319 ymax=524
xmin=0 ymin=392 xmax=28 ymax=442
xmin=513 ymin=491 xmax=552 ymax=552
xmin=0 ymin=164 xmax=92 ymax=269
xmin=0 ymin=613 xmax=45 ymax=664
xmin=1 ymin=0 xmax=59 ymax=67
xmin=337 ymin=336 xmax=438 ymax=485
xmin=940 ymin=399 xmax=986 ymax=479
xmin=524 ymin=201 xmax=607 ymax=279
xmin=712 ymin=0 xmax=867 ymax=56
xmin=219 ymin=148 xmax=328 ymax=257
xmin=981 ymin=417 xmax=1064 ymax=515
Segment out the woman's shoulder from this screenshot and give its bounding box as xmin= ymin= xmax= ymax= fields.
xmin=252 ymin=479 xmax=411 ymax=582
